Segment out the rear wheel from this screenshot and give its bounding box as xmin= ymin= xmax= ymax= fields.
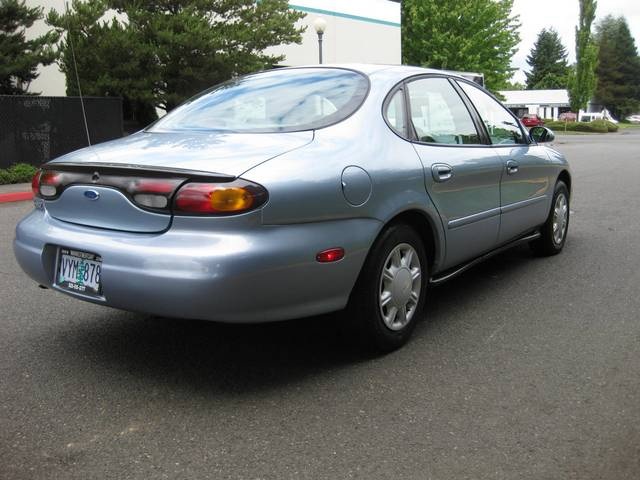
xmin=347 ymin=224 xmax=428 ymax=352
xmin=531 ymin=181 xmax=570 ymax=256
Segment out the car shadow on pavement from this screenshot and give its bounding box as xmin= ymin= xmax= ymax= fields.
xmin=50 ymin=245 xmax=538 ymax=395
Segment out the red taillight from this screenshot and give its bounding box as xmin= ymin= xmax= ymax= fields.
xmin=316 ymin=248 xmax=345 ymax=263
xmin=31 ymin=169 xmax=41 ymax=196
xmin=174 ymin=180 xmax=268 ymax=215
xmin=38 ymin=170 xmax=63 ymax=197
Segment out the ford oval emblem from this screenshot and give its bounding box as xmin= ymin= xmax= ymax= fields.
xmin=84 ymin=190 xmax=100 ymax=201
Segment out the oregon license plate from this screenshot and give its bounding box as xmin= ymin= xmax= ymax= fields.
xmin=56 ymin=248 xmax=102 ymax=296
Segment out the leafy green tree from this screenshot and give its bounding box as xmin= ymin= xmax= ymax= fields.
xmin=0 ymin=0 xmax=58 ymax=94
xmin=525 ymin=28 xmax=569 ymax=90
xmin=401 ymin=0 xmax=520 ymax=92
xmin=47 ymin=0 xmax=305 ymax=121
xmin=569 ymin=0 xmax=598 ymax=113
xmin=594 ymin=15 xmax=640 ymax=119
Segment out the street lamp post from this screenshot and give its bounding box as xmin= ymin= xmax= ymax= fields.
xmin=313 ymin=17 xmax=327 ymax=64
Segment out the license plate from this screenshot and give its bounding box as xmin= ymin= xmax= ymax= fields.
xmin=56 ymin=248 xmax=102 ymax=296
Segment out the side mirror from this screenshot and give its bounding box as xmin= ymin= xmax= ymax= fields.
xmin=530 ymin=126 xmax=555 ymax=143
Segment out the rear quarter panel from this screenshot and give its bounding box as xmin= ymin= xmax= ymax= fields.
xmin=243 ymin=70 xmax=447 ymax=273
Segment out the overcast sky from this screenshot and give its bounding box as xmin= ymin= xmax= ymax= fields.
xmin=510 ymin=0 xmax=640 ymax=84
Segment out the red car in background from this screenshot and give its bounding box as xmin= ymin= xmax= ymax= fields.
xmin=521 ymin=114 xmax=544 ymax=127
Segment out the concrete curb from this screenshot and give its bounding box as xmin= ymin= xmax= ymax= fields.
xmin=0 ymin=191 xmax=33 ymax=203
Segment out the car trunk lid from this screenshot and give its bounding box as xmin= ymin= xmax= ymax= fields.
xmin=42 ymin=131 xmax=312 ymax=233
xmin=49 ymin=130 xmax=313 ymax=177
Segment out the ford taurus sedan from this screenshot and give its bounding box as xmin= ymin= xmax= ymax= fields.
xmin=14 ymin=65 xmax=571 ymax=351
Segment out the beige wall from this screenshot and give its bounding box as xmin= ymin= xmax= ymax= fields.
xmin=24 ymin=0 xmax=66 ymax=96
xmin=267 ymin=11 xmax=400 ymax=66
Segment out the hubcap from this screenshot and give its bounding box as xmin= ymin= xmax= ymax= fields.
xmin=552 ymin=193 xmax=568 ymax=245
xmin=379 ymin=243 xmax=422 ymax=331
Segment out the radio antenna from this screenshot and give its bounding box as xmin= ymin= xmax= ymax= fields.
xmin=64 ymin=0 xmax=91 ymax=146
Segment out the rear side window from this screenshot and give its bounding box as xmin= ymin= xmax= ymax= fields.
xmin=458 ymin=81 xmax=527 ymax=145
xmin=405 ymin=77 xmax=481 ymax=145
xmin=149 ymin=68 xmax=369 ymax=133
xmin=385 ymin=89 xmax=406 ymax=135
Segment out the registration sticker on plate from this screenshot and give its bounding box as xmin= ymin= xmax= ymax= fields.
xmin=56 ymin=248 xmax=102 ymax=295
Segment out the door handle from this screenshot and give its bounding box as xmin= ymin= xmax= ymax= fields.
xmin=432 ymin=163 xmax=453 ymax=182
xmin=506 ymin=160 xmax=519 ymax=175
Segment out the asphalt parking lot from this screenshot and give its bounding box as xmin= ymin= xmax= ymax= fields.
xmin=1 ymin=131 xmax=640 ymax=479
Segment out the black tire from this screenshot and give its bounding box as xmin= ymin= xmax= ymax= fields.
xmin=347 ymin=223 xmax=428 ymax=353
xmin=530 ymin=181 xmax=570 ymax=256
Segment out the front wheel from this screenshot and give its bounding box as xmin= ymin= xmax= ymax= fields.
xmin=531 ymin=181 xmax=570 ymax=256
xmin=347 ymin=224 xmax=428 ymax=352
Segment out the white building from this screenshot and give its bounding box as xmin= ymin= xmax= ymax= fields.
xmin=26 ymin=0 xmax=401 ymax=97
xmin=267 ymin=0 xmax=400 ymax=66
xmin=499 ymin=89 xmax=571 ymax=120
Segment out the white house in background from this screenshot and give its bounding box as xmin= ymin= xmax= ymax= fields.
xmin=499 ymin=89 xmax=571 ymax=120
xmin=26 ymin=0 xmax=401 ymax=97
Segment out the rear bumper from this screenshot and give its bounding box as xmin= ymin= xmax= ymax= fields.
xmin=14 ymin=208 xmax=381 ymax=322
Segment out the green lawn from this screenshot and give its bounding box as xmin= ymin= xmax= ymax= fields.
xmin=616 ymin=122 xmax=640 ymax=129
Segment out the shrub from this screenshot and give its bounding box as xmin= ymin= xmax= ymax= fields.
xmin=605 ymin=120 xmax=619 ymax=132
xmin=0 ymin=171 xmax=11 ymax=184
xmin=544 ymin=120 xmax=615 ymax=133
xmin=575 ymin=121 xmax=608 ymax=133
xmin=0 ymin=163 xmax=38 ymax=185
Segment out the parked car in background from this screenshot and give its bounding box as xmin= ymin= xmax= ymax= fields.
xmin=626 ymin=114 xmax=640 ymax=124
xmin=15 ymin=65 xmax=571 ymax=352
xmin=559 ymin=112 xmax=577 ymax=121
xmin=520 ymin=113 xmax=544 ymax=127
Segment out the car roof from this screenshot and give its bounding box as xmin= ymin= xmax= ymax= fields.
xmin=285 ymin=63 xmax=468 ymax=82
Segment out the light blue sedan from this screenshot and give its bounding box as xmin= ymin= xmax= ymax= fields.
xmin=15 ymin=65 xmax=570 ymax=351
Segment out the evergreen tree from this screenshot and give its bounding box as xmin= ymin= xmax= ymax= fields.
xmin=504 ymin=81 xmax=525 ymax=91
xmin=525 ymin=28 xmax=569 ymax=90
xmin=402 ymin=0 xmax=520 ymax=93
xmin=569 ymin=0 xmax=598 ymax=113
xmin=47 ymin=0 xmax=305 ymax=119
xmin=0 ymin=0 xmax=58 ymax=94
xmin=594 ymin=15 xmax=640 ymax=119
xmin=47 ymin=0 xmax=160 ymax=125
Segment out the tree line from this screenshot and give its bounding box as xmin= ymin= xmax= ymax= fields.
xmin=1 ymin=0 xmax=639 ymax=122
xmin=522 ymin=1 xmax=640 ymax=118
xmin=402 ymin=0 xmax=640 ymax=119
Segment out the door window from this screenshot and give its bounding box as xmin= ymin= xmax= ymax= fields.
xmin=405 ymin=77 xmax=481 ymax=145
xmin=458 ymin=81 xmax=527 ymax=145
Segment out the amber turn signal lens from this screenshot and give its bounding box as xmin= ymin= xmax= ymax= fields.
xmin=210 ymin=187 xmax=253 ymax=212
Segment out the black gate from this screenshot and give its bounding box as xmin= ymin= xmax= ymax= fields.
xmin=0 ymin=95 xmax=123 ymax=169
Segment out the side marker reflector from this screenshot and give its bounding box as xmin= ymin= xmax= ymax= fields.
xmin=316 ymin=248 xmax=345 ymax=263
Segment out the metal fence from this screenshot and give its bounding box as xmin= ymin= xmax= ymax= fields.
xmin=0 ymin=95 xmax=123 ymax=169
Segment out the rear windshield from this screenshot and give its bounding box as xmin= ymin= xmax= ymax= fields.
xmin=149 ymin=68 xmax=369 ymax=133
